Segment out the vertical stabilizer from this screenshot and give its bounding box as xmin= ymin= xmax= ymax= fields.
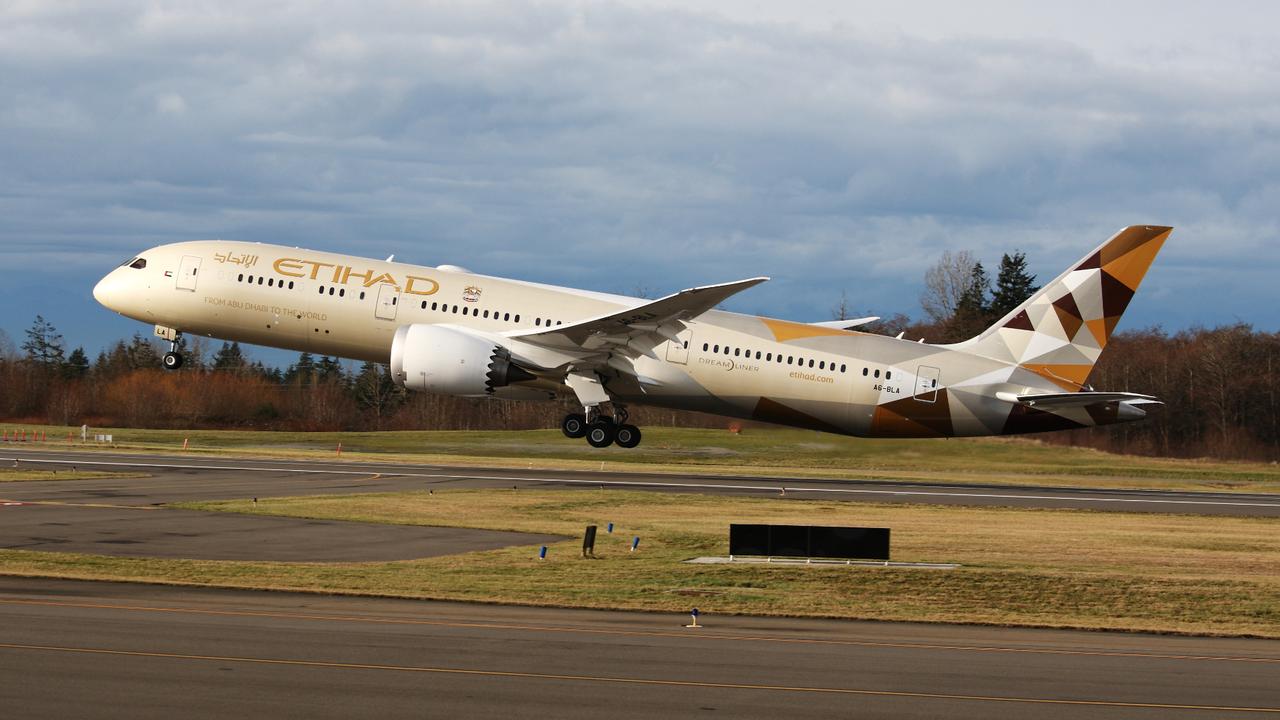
xmin=956 ymin=225 xmax=1172 ymax=391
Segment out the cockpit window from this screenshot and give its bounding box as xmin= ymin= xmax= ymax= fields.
xmin=128 ymin=258 xmax=147 ymax=269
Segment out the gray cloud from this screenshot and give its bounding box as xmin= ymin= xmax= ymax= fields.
xmin=2 ymin=1 xmax=1278 ymax=359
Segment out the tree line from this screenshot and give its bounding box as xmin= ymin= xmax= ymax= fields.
xmin=0 ymin=318 xmax=722 ymax=433
xmin=2 ymin=249 xmax=1277 ymax=460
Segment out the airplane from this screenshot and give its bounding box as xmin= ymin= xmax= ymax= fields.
xmin=93 ymin=225 xmax=1171 ymax=448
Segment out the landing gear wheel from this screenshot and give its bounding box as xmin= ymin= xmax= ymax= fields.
xmin=614 ymin=424 xmax=642 ymax=449
xmin=162 ymin=352 xmax=183 ymax=370
xmin=586 ymin=421 xmax=617 ymax=448
xmin=561 ymin=413 xmax=587 ymax=439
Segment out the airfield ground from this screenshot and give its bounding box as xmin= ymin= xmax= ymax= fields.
xmin=5 ymin=422 xmax=1280 ymax=493
xmin=0 ymin=425 xmax=1278 ymax=637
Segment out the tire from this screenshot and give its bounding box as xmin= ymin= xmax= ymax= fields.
xmin=561 ymin=413 xmax=587 ymax=439
xmin=162 ymin=352 xmax=183 ymax=370
xmin=614 ymin=424 xmax=642 ymax=449
xmin=586 ymin=422 xmax=616 ymax=448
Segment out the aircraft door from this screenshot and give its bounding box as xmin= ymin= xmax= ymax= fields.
xmin=375 ymin=283 xmax=400 ymax=321
xmin=915 ymin=365 xmax=941 ymax=403
xmin=176 ymin=256 xmax=201 ymax=291
xmin=665 ymin=330 xmax=691 ymax=364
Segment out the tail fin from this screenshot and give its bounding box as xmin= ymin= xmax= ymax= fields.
xmin=956 ymin=225 xmax=1172 ymax=391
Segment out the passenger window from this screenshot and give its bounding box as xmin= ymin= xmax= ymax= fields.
xmin=504 ymin=312 xmax=510 ymax=321
xmin=874 ymin=369 xmax=880 ymax=378
xmin=886 ymin=371 xmax=891 ymax=380
xmin=840 ymin=364 xmax=847 ymax=373
xmin=808 ymin=359 xmax=814 ymax=368
xmin=755 ymin=351 xmax=761 ymax=360
xmin=392 ymin=297 xmax=396 ymax=305
xmin=318 ymin=286 xmax=325 ymax=294
xmin=421 ymin=301 xmax=427 ymax=309
xmin=237 ymin=273 xmax=244 ymax=282
xmin=432 ymin=302 xmax=438 ymax=311
xmin=703 ymin=343 xmax=709 ymax=351
xmin=268 ymin=278 xmax=274 ymax=287
xmin=734 ymin=348 xmax=740 ymax=357
xmin=862 ymin=367 xmax=868 ymax=376
xmin=819 ymin=361 xmax=825 ymax=370
xmin=339 ymin=288 xmax=345 ymax=297
xmin=787 ymin=356 xmax=793 ymax=365
xmin=484 ymin=310 xmax=490 ymax=318
xmin=766 ymin=353 xmax=772 ymax=361
xmin=289 ymin=281 xmax=295 ymax=290
xmin=514 ymin=314 xmax=520 ymax=322
xmin=724 ymin=346 xmax=731 ymax=355
xmin=713 ymin=344 xmax=719 ymax=352
xmin=257 ymin=277 xmax=264 ymax=285
xmin=535 ymin=318 xmax=541 ymax=326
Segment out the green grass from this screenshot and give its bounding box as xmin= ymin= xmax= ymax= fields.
xmin=5 ymin=422 xmax=1280 ymax=492
xmin=2 ymin=488 xmax=1276 ymax=637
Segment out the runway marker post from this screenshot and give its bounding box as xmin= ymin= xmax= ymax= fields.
xmin=182 ymin=438 xmax=189 ymax=451
xmin=606 ymin=522 xmax=613 ymax=534
xmin=336 ymin=442 xmax=342 ymax=457
xmin=538 ymin=546 xmax=548 ymax=561
xmin=685 ymin=608 xmax=702 ymax=628
xmin=630 ymin=536 xmax=640 ymax=552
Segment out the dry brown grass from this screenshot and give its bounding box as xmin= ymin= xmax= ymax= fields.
xmin=1 ymin=489 xmax=1271 ymax=637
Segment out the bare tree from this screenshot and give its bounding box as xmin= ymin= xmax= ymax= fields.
xmin=920 ymin=249 xmax=978 ymax=324
xmin=831 ymin=290 xmax=852 ymax=321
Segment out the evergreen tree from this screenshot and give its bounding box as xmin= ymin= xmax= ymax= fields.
xmin=285 ymin=352 xmax=317 ymax=384
xmin=21 ymin=315 xmax=65 ymax=368
xmin=354 ymin=361 xmax=404 ymax=427
xmin=63 ymin=347 xmax=90 ymax=378
xmin=316 ymin=355 xmax=345 ymax=385
xmin=946 ymin=262 xmax=993 ymax=341
xmin=211 ymin=341 xmax=247 ymax=372
xmin=126 ymin=334 xmax=161 ymax=369
xmin=989 ymin=251 xmax=1039 ymax=320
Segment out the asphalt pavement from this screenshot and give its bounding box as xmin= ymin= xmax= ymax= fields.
xmin=1 ymin=576 xmax=1276 ymax=719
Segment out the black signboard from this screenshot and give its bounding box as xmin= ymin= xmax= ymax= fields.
xmin=729 ymin=524 xmax=890 ymax=560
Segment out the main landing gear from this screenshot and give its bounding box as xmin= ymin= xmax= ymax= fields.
xmin=561 ymin=406 xmax=642 ymax=449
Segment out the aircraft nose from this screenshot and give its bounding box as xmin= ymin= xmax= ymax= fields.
xmin=93 ymin=272 xmax=124 ymax=310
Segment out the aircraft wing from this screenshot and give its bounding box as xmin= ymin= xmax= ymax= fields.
xmin=998 ymin=391 xmax=1162 ymax=409
xmin=507 ymin=277 xmax=768 ymax=353
xmin=809 ymin=317 xmax=879 ymax=330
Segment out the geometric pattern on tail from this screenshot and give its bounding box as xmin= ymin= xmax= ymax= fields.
xmin=962 ymin=225 xmax=1172 ymax=391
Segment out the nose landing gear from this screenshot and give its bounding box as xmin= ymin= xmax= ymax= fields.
xmin=159 ymin=329 xmax=184 ymax=370
xmin=562 ymin=405 xmax=642 ymax=448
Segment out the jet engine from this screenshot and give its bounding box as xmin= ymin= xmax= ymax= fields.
xmin=390 ymin=324 xmax=540 ymax=398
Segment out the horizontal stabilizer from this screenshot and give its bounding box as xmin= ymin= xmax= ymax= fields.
xmin=997 ymin=391 xmax=1162 ymax=409
xmin=809 ymin=317 xmax=879 ymax=330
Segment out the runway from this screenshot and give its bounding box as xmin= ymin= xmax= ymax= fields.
xmin=5 ymin=447 xmax=1280 ymax=516
xmin=0 ymin=576 xmax=1276 ymax=719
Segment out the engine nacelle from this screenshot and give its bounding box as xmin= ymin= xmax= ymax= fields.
xmin=390 ymin=324 xmax=537 ymax=397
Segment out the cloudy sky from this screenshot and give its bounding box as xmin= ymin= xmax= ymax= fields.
xmin=2 ymin=1 xmax=1278 ymax=362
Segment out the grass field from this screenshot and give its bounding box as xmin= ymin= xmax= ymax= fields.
xmin=1 ymin=488 xmax=1276 ymax=637
xmin=4 ymin=422 xmax=1280 ymax=492
xmin=0 ymin=468 xmax=141 ymax=483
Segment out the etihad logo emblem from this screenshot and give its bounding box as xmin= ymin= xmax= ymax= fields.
xmin=462 ymin=285 xmax=482 ymax=303
xmin=272 ymin=257 xmax=440 ymax=296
